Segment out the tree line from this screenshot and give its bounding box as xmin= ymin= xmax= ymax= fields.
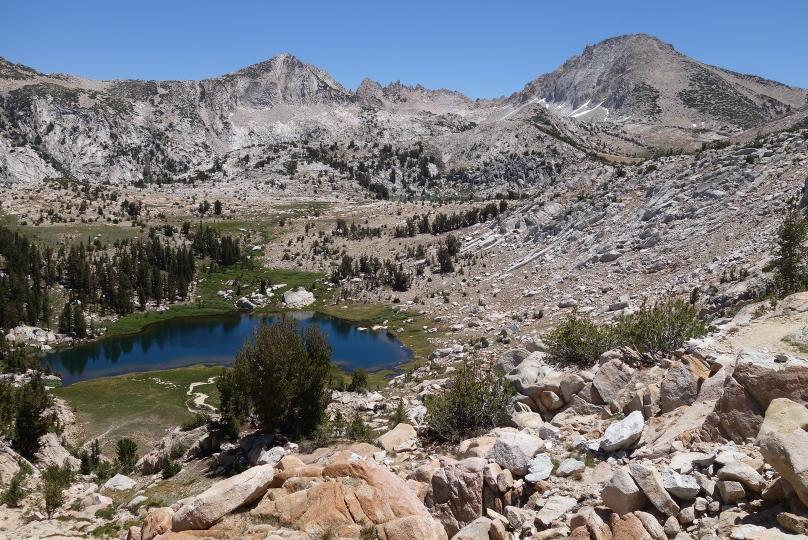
xmin=0 ymin=224 xmax=204 ymax=333
xmin=393 ymin=201 xmax=507 ymax=238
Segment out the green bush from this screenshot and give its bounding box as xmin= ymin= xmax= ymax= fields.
xmin=162 ymin=459 xmax=182 ymax=479
xmin=545 ymin=299 xmax=709 ymax=367
xmin=181 ymin=413 xmax=210 ymax=431
xmin=349 ymin=367 xmax=368 ymax=393
xmin=388 ymin=400 xmax=407 ymax=429
xmin=616 ymin=298 xmax=708 ymax=360
xmin=346 ymin=413 xmax=374 ymax=441
xmin=424 ymin=361 xmax=514 ymax=443
xmin=544 ymin=308 xmax=614 ymax=366
xmin=1 ymin=471 xmax=26 ymax=507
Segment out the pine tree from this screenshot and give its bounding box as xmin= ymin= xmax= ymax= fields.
xmin=772 ymin=203 xmax=808 ymax=296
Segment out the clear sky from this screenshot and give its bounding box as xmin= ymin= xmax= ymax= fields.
xmin=2 ymin=0 xmax=806 ymax=99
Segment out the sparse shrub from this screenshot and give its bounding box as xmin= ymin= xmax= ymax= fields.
xmin=115 ymin=438 xmax=137 ymax=474
xmin=615 ymin=297 xmax=708 ymax=360
xmin=545 ymin=308 xmax=615 ymax=366
xmin=1 ymin=471 xmax=26 ymax=507
xmin=424 ymin=361 xmax=514 ymax=443
xmin=162 ymin=459 xmax=182 ymax=479
xmin=349 ymin=367 xmax=368 ymax=393
xmin=388 ymin=400 xmax=407 ymax=428
xmin=346 ymin=413 xmax=374 ymax=441
xmin=169 ymin=443 xmax=187 ymax=460
xmin=546 ymin=299 xmax=708 ymax=366
xmin=181 ymin=413 xmax=210 ymax=431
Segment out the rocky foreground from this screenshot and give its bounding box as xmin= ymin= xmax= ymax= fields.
xmin=4 ymin=293 xmax=808 ymax=540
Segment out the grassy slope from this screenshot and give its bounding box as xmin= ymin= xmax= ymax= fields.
xmin=52 ymin=365 xmax=222 ymax=453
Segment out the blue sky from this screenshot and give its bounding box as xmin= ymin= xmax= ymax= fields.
xmin=2 ymin=0 xmax=806 ymax=99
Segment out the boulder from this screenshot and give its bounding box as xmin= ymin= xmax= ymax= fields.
xmin=323 ymin=459 xmax=430 ymax=518
xmin=172 ymin=463 xmax=275 ymax=531
xmin=569 ymin=507 xmax=611 ymax=540
xmin=710 ymin=374 xmax=764 ymax=443
xmin=34 ymin=433 xmax=80 ymax=470
xmin=236 ymin=297 xmax=256 ymax=309
xmin=282 ymin=287 xmax=315 ymax=308
xmin=451 ymin=517 xmax=492 ymax=540
xmin=634 ymin=511 xmax=666 ymax=540
xmin=426 ymin=458 xmax=487 ymax=537
xmin=600 ymin=410 xmax=644 ymax=452
xmin=592 ymin=360 xmax=632 ymax=404
xmin=510 ymin=412 xmax=545 ymax=429
xmin=777 ymin=512 xmax=808 ymax=536
xmin=559 ymin=374 xmax=585 ymax=403
xmin=539 ymin=391 xmax=564 ymax=411
xmin=601 ymin=467 xmax=649 ymax=516
xmin=494 ymin=349 xmax=530 ymax=374
xmin=628 ymin=463 xmax=680 ymax=516
xmin=609 ymin=513 xmax=652 ymax=540
xmin=535 ymin=495 xmax=577 ymax=527
xmin=716 ymin=480 xmax=745 ymax=503
xmin=376 ymin=423 xmax=417 ymax=452
xmin=756 ymin=398 xmax=808 ymax=507
xmin=717 ymin=461 xmax=766 ymax=492
xmin=659 ymin=359 xmax=705 ymax=413
xmin=661 ymin=469 xmax=699 ymax=500
xmin=103 ymin=473 xmax=137 ymax=491
xmin=141 ymin=507 xmax=174 ymax=540
xmin=504 ymin=353 xmax=550 ymax=396
xmin=486 ymin=432 xmax=544 ymax=476
xmin=733 ymin=349 xmax=808 ymax=409
xmin=525 ymin=454 xmax=554 ymax=483
xmin=555 ymin=459 xmax=585 ymax=478
xmin=380 ymin=515 xmax=449 ymax=540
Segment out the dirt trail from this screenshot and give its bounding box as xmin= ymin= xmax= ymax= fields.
xmin=186 ymin=377 xmax=218 ymax=412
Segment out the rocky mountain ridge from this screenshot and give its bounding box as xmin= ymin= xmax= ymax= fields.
xmin=1 ymin=34 xmax=805 ymax=186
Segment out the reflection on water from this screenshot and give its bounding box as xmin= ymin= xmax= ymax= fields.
xmin=42 ymin=312 xmax=412 ymax=386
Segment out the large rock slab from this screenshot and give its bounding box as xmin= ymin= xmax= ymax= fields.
xmin=629 ymin=463 xmax=680 ymax=516
xmin=381 ymin=515 xmax=449 ymax=540
xmin=282 ymin=287 xmax=315 ymax=308
xmin=717 ymin=461 xmax=766 ymax=492
xmin=486 ymin=432 xmax=544 ymax=476
xmin=733 ymin=349 xmax=808 ymax=409
xmin=756 ymin=398 xmax=808 ymax=507
xmin=426 ymin=458 xmax=487 ymax=537
xmin=592 ymin=360 xmax=632 ymax=404
xmin=35 ymin=433 xmax=80 ymax=470
xmin=524 ymin=454 xmax=553 ymax=483
xmin=376 ymin=423 xmax=417 ymax=452
xmin=494 ymin=349 xmax=530 ymax=374
xmin=504 ymin=353 xmax=550 ymax=396
xmin=172 ymin=464 xmax=275 ymax=531
xmin=601 ymin=467 xmax=649 ymax=516
xmin=323 ymin=459 xmax=430 ymax=518
xmin=451 ymin=517 xmax=493 ymax=540
xmin=600 ymin=410 xmax=644 ymax=452
xmin=535 ymin=496 xmax=577 ymax=527
xmin=659 ymin=358 xmax=708 ymax=413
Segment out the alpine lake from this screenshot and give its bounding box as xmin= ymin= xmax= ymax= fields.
xmin=42 ymin=311 xmax=414 ymax=386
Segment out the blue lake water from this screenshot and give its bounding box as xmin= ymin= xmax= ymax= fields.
xmin=42 ymin=311 xmax=413 ymax=386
